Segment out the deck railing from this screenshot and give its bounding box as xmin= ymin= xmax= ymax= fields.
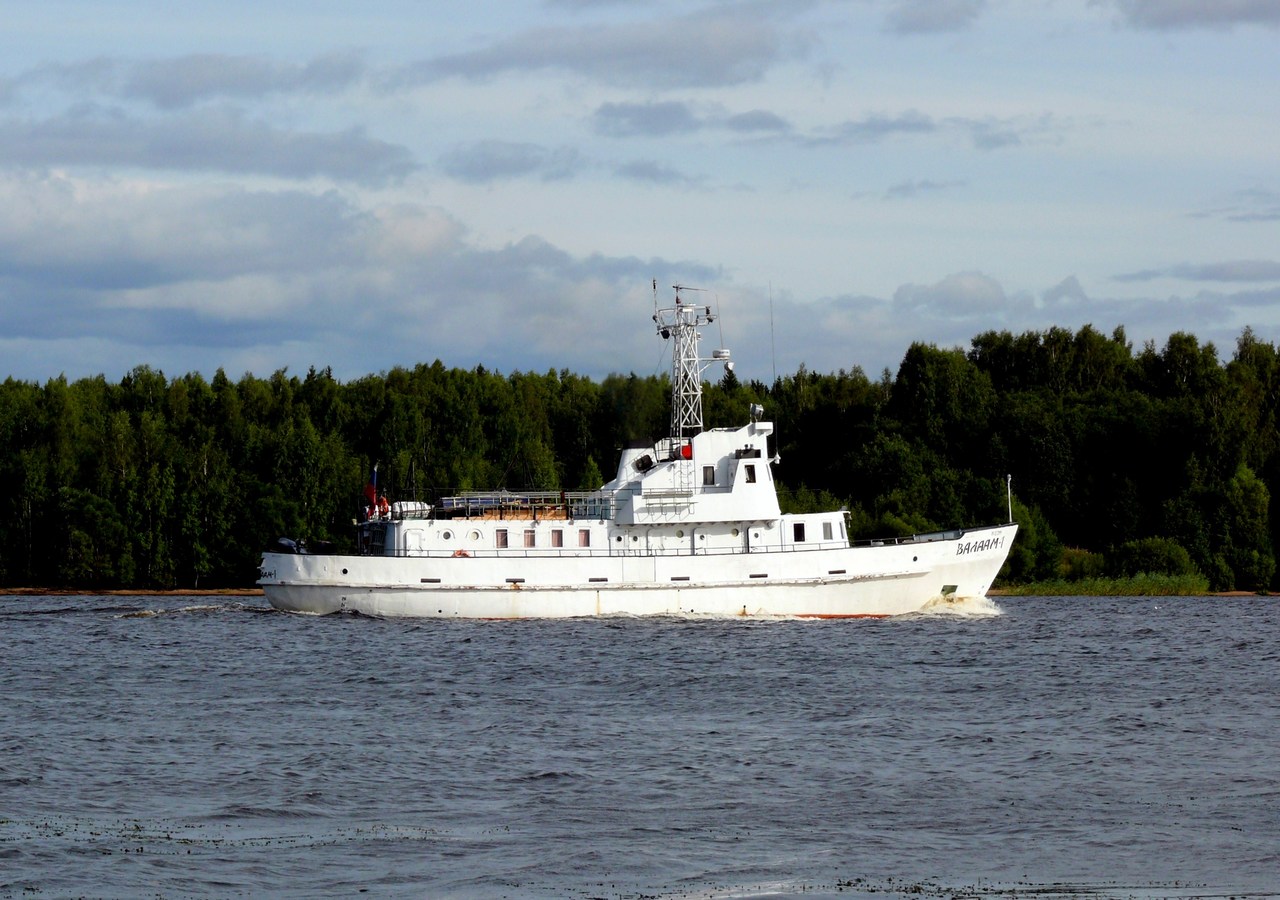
xmin=428 ymin=490 xmax=619 ymax=522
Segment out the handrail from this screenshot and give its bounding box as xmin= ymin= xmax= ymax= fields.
xmin=369 ymin=538 xmax=876 ymax=560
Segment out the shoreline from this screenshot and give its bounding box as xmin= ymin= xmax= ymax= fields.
xmin=987 ymin=588 xmax=1264 ymax=598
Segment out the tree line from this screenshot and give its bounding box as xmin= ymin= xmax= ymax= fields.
xmin=1 ymin=325 xmax=1276 ymax=591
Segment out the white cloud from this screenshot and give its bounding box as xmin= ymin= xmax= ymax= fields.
xmin=884 ymin=178 xmax=965 ymax=199
xmin=393 ymin=10 xmax=812 ymax=89
xmin=724 ymin=109 xmax=792 ymax=133
xmin=893 ymin=271 xmax=1011 ymax=317
xmin=28 ymin=52 xmax=368 ymax=108
xmin=0 ymin=174 xmax=370 ymax=289
xmin=614 ymin=159 xmax=704 ymax=187
xmin=437 ymin=141 xmax=585 ymax=183
xmin=0 ymin=170 xmax=715 ymax=380
xmin=886 ymin=0 xmax=987 ymax=34
xmin=1115 ymin=260 xmax=1280 ymax=282
xmin=592 ymin=101 xmax=704 ymax=137
xmin=1108 ymin=0 xmax=1280 ymax=30
xmin=0 ymin=105 xmax=415 ymax=184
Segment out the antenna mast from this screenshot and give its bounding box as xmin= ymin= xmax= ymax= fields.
xmin=653 ymin=284 xmax=731 ymax=442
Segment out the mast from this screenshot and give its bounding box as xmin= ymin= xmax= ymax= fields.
xmin=653 ymin=282 xmax=731 ymax=443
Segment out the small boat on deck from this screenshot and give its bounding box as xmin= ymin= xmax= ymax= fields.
xmin=259 ymin=285 xmax=1015 ymax=618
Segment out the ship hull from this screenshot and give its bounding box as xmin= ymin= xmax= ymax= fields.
xmin=260 ymin=523 xmax=1016 ymax=619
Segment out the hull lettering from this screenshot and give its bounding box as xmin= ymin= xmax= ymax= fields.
xmin=956 ymin=534 xmax=1005 ymax=557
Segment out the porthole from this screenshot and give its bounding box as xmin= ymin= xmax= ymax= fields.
xmin=632 ymin=535 xmax=639 ymax=542
xmin=753 ymin=532 xmax=760 ymax=539
xmin=469 ymin=530 xmax=481 ymax=541
xmin=342 ymin=568 xmax=349 ymax=575
xmin=731 ymin=528 xmax=740 ymax=537
xmin=676 ymin=529 xmax=684 ymax=538
xmin=442 ymin=530 xmax=453 ymax=541
xmin=699 ymin=534 xmax=705 ymax=541
xmin=615 ymin=535 xmax=623 ymax=542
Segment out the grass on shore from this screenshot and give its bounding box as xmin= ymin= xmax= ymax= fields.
xmin=999 ymin=572 xmax=1214 ymax=597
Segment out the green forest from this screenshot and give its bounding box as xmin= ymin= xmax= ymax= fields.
xmin=2 ymin=324 xmax=1277 ymax=593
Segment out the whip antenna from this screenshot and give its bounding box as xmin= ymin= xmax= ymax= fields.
xmin=769 ymin=282 xmax=777 ymax=384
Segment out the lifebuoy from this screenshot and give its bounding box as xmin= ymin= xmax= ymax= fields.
xmin=452 ymin=549 xmax=470 ymax=558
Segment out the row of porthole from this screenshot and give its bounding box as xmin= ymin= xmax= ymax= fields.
xmin=439 ymin=530 xmax=483 ymax=542
xmin=614 ymin=528 xmax=760 ymax=542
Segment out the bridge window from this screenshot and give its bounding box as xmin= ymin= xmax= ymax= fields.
xmin=745 ymin=464 xmax=756 ymax=483
xmin=793 ymin=523 xmax=806 ymax=543
xmin=578 ymin=529 xmax=591 ymax=547
xmin=495 ymin=529 xmax=508 ymax=548
xmin=703 ymin=465 xmax=716 ymax=485
xmin=551 ymin=529 xmax=564 ymax=548
xmin=524 ymin=529 xmax=535 ymax=548
xmin=823 ymin=521 xmax=833 ymax=541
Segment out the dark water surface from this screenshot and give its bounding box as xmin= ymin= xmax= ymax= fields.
xmin=2 ymin=594 xmax=1277 ymax=899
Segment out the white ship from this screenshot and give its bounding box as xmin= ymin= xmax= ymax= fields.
xmin=259 ymin=286 xmax=1016 ymax=618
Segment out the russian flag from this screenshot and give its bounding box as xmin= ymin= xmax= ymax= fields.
xmin=364 ymin=463 xmax=378 ymax=506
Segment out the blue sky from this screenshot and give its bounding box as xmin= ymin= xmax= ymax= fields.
xmin=2 ymin=0 xmax=1278 ymax=385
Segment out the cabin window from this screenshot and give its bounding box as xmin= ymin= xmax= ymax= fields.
xmin=551 ymin=529 xmax=564 ymax=548
xmin=823 ymin=522 xmax=833 ymax=541
xmin=495 ymin=529 xmax=508 ymax=548
xmin=793 ymin=523 xmax=806 ymax=543
xmin=579 ymin=529 xmax=591 ymax=547
xmin=745 ymin=464 xmax=756 ymax=483
xmin=703 ymin=465 xmax=716 ymax=485
xmin=524 ymin=529 xmax=535 ymax=548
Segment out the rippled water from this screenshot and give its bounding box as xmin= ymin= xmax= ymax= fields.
xmin=2 ymin=594 xmax=1277 ymax=899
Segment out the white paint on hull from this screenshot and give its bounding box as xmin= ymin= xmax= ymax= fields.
xmin=261 ymin=523 xmax=1017 ymax=619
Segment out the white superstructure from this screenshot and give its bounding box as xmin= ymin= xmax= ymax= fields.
xmin=259 ymin=286 xmax=1016 ymax=618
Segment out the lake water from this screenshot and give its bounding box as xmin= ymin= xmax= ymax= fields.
xmin=1 ymin=594 xmax=1277 ymax=899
